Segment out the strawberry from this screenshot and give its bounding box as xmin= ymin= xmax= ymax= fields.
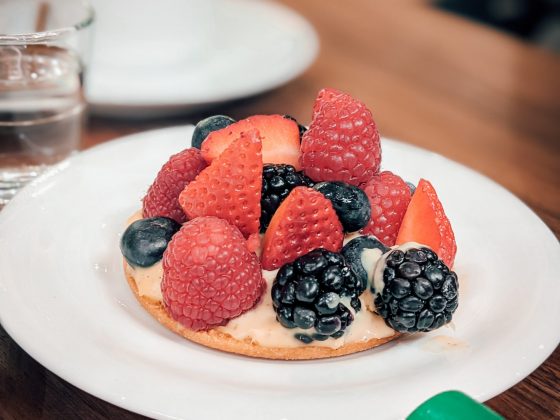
xmin=361 ymin=171 xmax=412 ymax=246
xmin=162 ymin=216 xmax=265 ymax=331
xmin=201 ymin=114 xmax=301 ymax=169
xmin=179 ymin=129 xmax=262 ymax=237
xmin=301 ymin=88 xmax=381 ymax=186
xmin=396 ymin=179 xmax=457 ymax=267
xmin=261 ymin=186 xmax=343 ymax=270
xmin=142 ymin=148 xmax=207 ymax=223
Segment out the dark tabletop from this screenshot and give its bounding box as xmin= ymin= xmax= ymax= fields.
xmin=1 ymin=0 xmax=559 ymax=418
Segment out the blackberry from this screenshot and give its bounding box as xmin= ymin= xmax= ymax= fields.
xmin=342 ymin=235 xmax=389 ymax=293
xmin=283 ymin=114 xmax=307 ymax=139
xmin=120 ymin=217 xmax=181 ymax=267
xmin=271 ymin=249 xmax=361 ymax=343
xmin=313 ymin=181 xmax=371 ymax=232
xmin=260 ymin=164 xmax=314 ymax=232
xmin=374 ymin=247 xmax=458 ymax=333
xmin=191 ymin=115 xmax=235 ymax=149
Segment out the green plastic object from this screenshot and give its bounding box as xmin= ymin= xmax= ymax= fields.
xmin=407 ymin=391 xmax=504 ymax=420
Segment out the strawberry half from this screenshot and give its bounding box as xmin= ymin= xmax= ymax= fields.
xmin=201 ymin=115 xmax=301 ymax=169
xmin=261 ymin=186 xmax=344 ymax=270
xmin=179 ymin=129 xmax=262 ymax=237
xmin=396 ymin=179 xmax=457 ymax=267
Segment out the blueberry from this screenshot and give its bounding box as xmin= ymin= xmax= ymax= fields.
xmin=191 ymin=115 xmax=236 ymax=149
xmin=342 ymin=235 xmax=389 ymax=293
xmin=120 ymin=217 xmax=181 ymax=268
xmin=313 ymin=181 xmax=371 ymax=232
xmin=406 ymin=182 xmax=416 ymax=195
xmin=295 ymin=276 xmax=319 ymax=302
xmin=293 ymin=307 xmax=317 ymax=329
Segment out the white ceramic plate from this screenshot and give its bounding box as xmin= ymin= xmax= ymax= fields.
xmin=86 ymin=0 xmax=319 ymax=117
xmin=0 ymin=126 xmax=559 ymax=420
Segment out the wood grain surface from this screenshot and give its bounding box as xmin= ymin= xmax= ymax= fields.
xmin=1 ymin=0 xmax=559 ymax=418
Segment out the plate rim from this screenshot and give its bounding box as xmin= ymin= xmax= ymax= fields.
xmin=0 ymin=125 xmax=559 ymax=419
xmin=85 ymin=0 xmax=320 ymax=112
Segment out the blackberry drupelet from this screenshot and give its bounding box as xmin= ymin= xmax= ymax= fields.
xmin=260 ymin=164 xmax=314 ymax=232
xmin=374 ymin=247 xmax=459 ymax=333
xmin=271 ymin=248 xmax=362 ymax=344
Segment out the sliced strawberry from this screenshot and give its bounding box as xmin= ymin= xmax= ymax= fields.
xmin=201 ymin=114 xmax=301 ymax=169
xmin=179 ymin=129 xmax=262 ymax=237
xmin=395 ymin=179 xmax=457 ymax=267
xmin=261 ymin=186 xmax=343 ymax=270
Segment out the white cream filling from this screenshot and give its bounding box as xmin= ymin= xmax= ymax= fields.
xmin=124 ymin=212 xmax=397 ymax=348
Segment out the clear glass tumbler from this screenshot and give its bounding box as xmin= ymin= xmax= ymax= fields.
xmin=0 ymin=0 xmax=94 ymax=209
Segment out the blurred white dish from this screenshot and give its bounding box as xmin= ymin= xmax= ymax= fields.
xmin=86 ymin=0 xmax=319 ymax=117
xmin=0 ymin=126 xmax=559 ymax=419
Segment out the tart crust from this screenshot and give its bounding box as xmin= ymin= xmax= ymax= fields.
xmin=124 ymin=261 xmax=400 ymax=360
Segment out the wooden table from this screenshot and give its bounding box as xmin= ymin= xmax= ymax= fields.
xmin=1 ymin=1 xmax=559 ymax=418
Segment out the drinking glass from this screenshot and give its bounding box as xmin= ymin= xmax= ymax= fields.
xmin=0 ymin=0 xmax=94 ymax=208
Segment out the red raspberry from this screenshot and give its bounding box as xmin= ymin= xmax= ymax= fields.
xmin=361 ymin=171 xmax=412 ymax=246
xmin=162 ymin=216 xmax=265 ymax=331
xmin=311 ymin=87 xmax=343 ymax=119
xmin=179 ymin=129 xmax=263 ymax=238
xmin=301 ymin=89 xmax=381 ymax=186
xmin=143 ymin=148 xmax=207 ymax=223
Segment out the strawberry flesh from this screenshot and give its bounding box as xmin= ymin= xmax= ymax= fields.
xmin=396 ymin=179 xmax=456 ymax=267
xmin=201 ymin=114 xmax=301 ymax=169
xmin=261 ymin=186 xmax=343 ymax=270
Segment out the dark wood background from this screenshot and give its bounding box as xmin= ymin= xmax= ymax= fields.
xmin=1 ymin=1 xmax=558 ymax=418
